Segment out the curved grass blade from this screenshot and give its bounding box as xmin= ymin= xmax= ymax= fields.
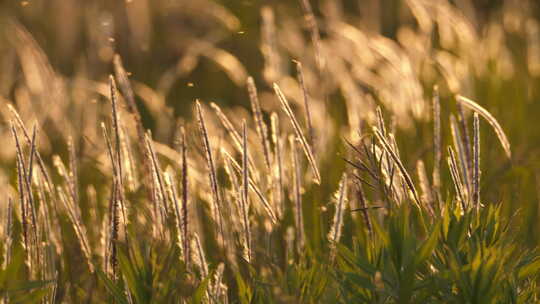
xmin=273 ymin=83 xmax=321 ymax=184
xmin=456 ymin=95 xmax=511 ymax=159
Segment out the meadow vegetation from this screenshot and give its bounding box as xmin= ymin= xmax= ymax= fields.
xmin=1 ymin=0 xmax=540 ymax=302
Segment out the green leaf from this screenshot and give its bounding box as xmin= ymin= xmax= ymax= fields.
xmin=96 ymin=269 xmax=129 ymax=304
xmin=415 ymin=221 xmax=441 ymax=266
xmin=191 ymin=269 xmax=214 ymax=304
xmin=518 ymin=257 xmax=540 ymax=280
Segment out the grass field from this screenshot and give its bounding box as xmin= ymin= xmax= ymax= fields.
xmin=1 ymin=0 xmax=540 ymax=303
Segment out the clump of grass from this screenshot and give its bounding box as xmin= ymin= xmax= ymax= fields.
xmin=1 ymin=1 xmax=540 ymax=303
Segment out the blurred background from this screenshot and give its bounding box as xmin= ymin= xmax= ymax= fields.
xmin=1 ymin=0 xmax=540 ymax=245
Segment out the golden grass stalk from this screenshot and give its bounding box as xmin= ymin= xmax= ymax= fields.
xmin=240 ymin=121 xmax=252 ymax=262
xmin=273 ymin=83 xmax=321 ymax=184
xmin=432 ymin=86 xmax=442 ymax=196
xmin=108 ymin=182 xmax=120 ymax=280
xmin=7 ymin=105 xmax=54 ymax=194
xmin=67 ymin=137 xmax=79 ymax=203
xmin=145 ymin=133 xmax=169 ymax=216
xmin=373 ymin=128 xmax=421 ymax=209
xmin=376 ymin=106 xmax=387 ymax=137
xmin=211 ymin=263 xmax=227 ymax=302
xmin=328 ymin=173 xmax=348 ymax=249
xmin=3 ymin=198 xmax=13 ymax=269
xmin=457 ymin=103 xmax=473 ymax=182
xmin=210 ymin=102 xmax=258 ymax=181
xmin=179 ymin=126 xmax=190 ymax=267
xmin=221 ymin=150 xmax=277 ymax=224
xmin=270 ymin=112 xmax=284 ymax=218
xmin=290 ymin=136 xmax=305 ymax=251
xmin=102 ymin=123 xmax=130 ymax=240
xmin=101 ymin=123 xmax=120 ymax=183
xmin=447 ymin=146 xmax=467 ymax=212
xmin=247 ymin=77 xmax=272 ymax=171
xmin=120 ymin=125 xmax=137 ymax=192
xmin=109 ymin=76 xmax=124 ymax=190
xmin=192 ymin=233 xmax=209 ymax=279
xmin=195 ymin=100 xmax=225 ymax=244
xmin=2 ymin=198 xmax=13 ymax=303
xmin=456 ymin=95 xmax=511 ymax=159
xmin=12 ymin=125 xmax=38 ymax=274
xmin=210 ymin=102 xmax=242 ymax=151
xmin=353 ymin=180 xmax=373 ymax=239
xmin=472 ymin=113 xmax=481 ymax=210
xmin=450 ymin=115 xmax=470 ymax=201
xmin=164 ymin=172 xmax=185 ymax=260
xmin=113 ymin=54 xmax=153 ymax=197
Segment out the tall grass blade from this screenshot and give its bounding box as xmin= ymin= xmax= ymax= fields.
xmin=456 ymin=95 xmax=511 ymax=159
xmin=273 ymin=83 xmax=321 ymax=184
xmin=195 ymin=100 xmax=225 ymax=245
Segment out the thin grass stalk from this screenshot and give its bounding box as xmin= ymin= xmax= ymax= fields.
xmin=456 ymin=95 xmax=511 ymax=159
xmin=210 ymin=102 xmax=258 ymax=180
xmin=222 ymin=157 xmax=243 ymax=266
xmin=328 ymin=173 xmax=348 ymax=261
xmin=472 ymin=113 xmax=481 ymax=210
xmin=109 ymin=76 xmax=124 ymax=190
xmin=373 ymin=128 xmax=421 ymax=209
xmin=376 ymin=107 xmax=387 ymax=137
xmin=2 ymin=198 xmax=13 ymax=303
xmin=7 ymin=105 xmax=54 ymax=194
xmin=457 ymin=103 xmax=473 ymax=182
xmin=102 ymin=124 xmax=130 ymax=246
xmin=389 ymin=134 xmax=406 ymax=203
xmin=432 ymin=86 xmax=442 ymax=198
xmin=35 ymin=176 xmax=55 ymax=285
xmin=211 ymin=263 xmax=226 ymax=303
xmin=221 ymin=150 xmax=276 ymax=224
xmin=447 ymin=147 xmax=467 ymax=212
xmin=109 ymin=80 xmax=132 ymax=251
xmin=3 ymin=198 xmax=13 ymax=269
xmin=209 ymin=102 xmax=242 ymax=152
xmin=195 ymin=101 xmax=225 ymax=245
xmin=113 ymin=55 xmax=153 ymax=200
xmin=192 ymin=233 xmax=209 ymax=279
xmin=12 ymin=126 xmax=32 ymax=273
xmin=25 ymin=126 xmax=41 ymax=279
xmin=15 ymin=155 xmax=31 ymax=270
xmin=120 ymin=125 xmax=137 ymax=192
xmin=103 ymin=183 xmax=115 ymax=277
xmin=180 ymin=126 xmax=190 ymax=267
xmin=294 ymin=61 xmax=314 ymax=146
xmin=241 ymin=121 xmax=252 ymax=262
xmin=164 ymin=172 xmax=185 ymax=260
xmin=450 ymin=115 xmax=470 ymax=201
xmin=273 ymin=83 xmax=321 ymax=184
xmin=246 ymin=77 xmax=272 ymax=171
xmin=354 ymin=181 xmax=373 ymax=239
xmin=67 ymin=136 xmax=79 ymax=204
xmin=145 ymin=133 xmax=169 ymax=216
xmin=290 ymin=136 xmax=305 ymax=252
xmin=109 ymin=182 xmax=119 ymax=280
xmin=362 ymin=137 xmax=392 ymax=209
xmin=270 ymin=112 xmax=284 ymax=218
xmin=377 ymin=109 xmax=400 ymax=201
